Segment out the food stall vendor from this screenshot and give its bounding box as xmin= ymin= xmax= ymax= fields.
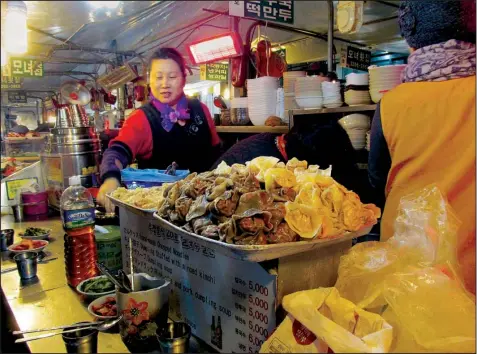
xmin=98 ymin=48 xmax=221 ymax=212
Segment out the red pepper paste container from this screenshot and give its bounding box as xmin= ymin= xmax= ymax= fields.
xmin=21 ymin=191 xmax=49 ymax=216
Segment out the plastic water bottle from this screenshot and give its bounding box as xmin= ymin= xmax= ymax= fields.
xmin=60 ymin=175 xmax=98 ymax=288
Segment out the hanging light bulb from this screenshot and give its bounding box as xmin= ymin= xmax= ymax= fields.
xmin=5 ymin=1 xmax=28 ymax=54
xmin=1 ymin=47 xmax=7 ymax=67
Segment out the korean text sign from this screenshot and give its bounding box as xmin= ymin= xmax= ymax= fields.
xmin=200 ymin=63 xmax=229 ymax=82
xmin=231 ymin=1 xmax=294 ymax=24
xmin=10 ymin=57 xmax=44 ymax=78
xmin=342 ymin=46 xmax=371 ymax=72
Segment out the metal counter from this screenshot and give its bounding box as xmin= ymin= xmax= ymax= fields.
xmin=1 ymin=216 xmax=128 ymax=353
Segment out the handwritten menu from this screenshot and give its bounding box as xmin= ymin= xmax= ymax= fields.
xmin=119 ymin=209 xmax=277 ymax=353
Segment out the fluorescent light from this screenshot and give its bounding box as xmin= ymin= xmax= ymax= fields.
xmin=89 ymin=1 xmax=119 ymax=9
xmin=5 ymin=1 xmax=28 ymax=54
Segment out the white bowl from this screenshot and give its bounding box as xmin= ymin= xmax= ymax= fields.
xmin=346 ymin=73 xmax=369 ymax=86
xmin=295 ymin=96 xmax=323 ymax=109
xmin=339 ymin=114 xmax=370 ymax=129
xmin=19 ymin=228 xmax=51 ymax=241
xmin=76 ymin=275 xmax=116 ymax=301
xmin=8 ymin=240 xmax=49 ymax=254
xmin=88 ymin=294 xmax=118 ymax=320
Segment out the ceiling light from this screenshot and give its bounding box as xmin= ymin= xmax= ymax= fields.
xmin=187 ymin=32 xmax=243 ymax=65
xmin=89 ymin=1 xmax=119 ymax=9
xmin=5 ymin=1 xmax=28 ymax=54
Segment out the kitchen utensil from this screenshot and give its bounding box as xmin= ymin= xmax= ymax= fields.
xmin=15 ymin=317 xmax=121 ymax=345
xmin=56 ymin=107 xmax=73 ymax=128
xmin=1 ymin=256 xmax=57 ymax=274
xmin=117 ymin=273 xmax=171 ymax=353
xmin=14 ymin=252 xmax=38 ymax=280
xmin=118 ymin=269 xmax=132 ymax=293
xmin=95 ymin=262 xmax=125 ymax=290
xmin=11 ymin=205 xmax=24 ymax=222
xmin=13 ymin=319 xmax=106 ymax=335
xmin=213 ymin=96 xmax=228 ymax=109
xmin=0 ymin=229 xmax=14 ymax=251
xmin=128 ymin=238 xmax=135 ymax=291
xmin=157 ymin=322 xmax=191 ymax=353
xmin=60 ymin=81 xmax=92 ymax=106
xmin=68 ymin=104 xmax=89 ymax=127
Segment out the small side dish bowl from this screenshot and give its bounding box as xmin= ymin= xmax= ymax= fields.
xmin=88 ymin=294 xmax=118 ymax=320
xmin=19 ymin=227 xmax=51 ymax=241
xmin=77 ymin=275 xmax=116 ymax=301
xmin=8 ymin=240 xmax=48 ymax=254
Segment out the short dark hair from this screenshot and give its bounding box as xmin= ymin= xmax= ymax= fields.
xmin=148 ymin=47 xmax=187 ymax=77
xmin=285 ymin=122 xmax=361 ymax=190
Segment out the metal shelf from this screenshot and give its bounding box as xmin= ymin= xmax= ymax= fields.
xmin=215 ymin=126 xmax=289 ymax=134
xmin=290 ymin=104 xmax=377 ymax=116
xmin=288 ymin=104 xmax=377 ymax=128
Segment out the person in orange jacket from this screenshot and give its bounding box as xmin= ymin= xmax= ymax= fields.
xmin=368 ymin=0 xmax=476 ymax=293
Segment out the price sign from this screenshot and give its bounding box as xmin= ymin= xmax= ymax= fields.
xmin=120 ymin=209 xmax=277 ymax=353
xmin=9 ymin=57 xmax=44 ymax=78
xmin=200 ymin=63 xmax=229 ymax=82
xmin=230 ymin=1 xmax=294 ymax=25
xmin=340 ymin=46 xmax=371 ymax=72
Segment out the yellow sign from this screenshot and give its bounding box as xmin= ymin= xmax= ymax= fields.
xmin=10 ymin=57 xmax=44 ymax=78
xmin=5 ymin=178 xmax=38 ymax=201
xmin=200 ymin=63 xmax=229 ymax=82
xmin=1 ymin=63 xmax=24 ymax=89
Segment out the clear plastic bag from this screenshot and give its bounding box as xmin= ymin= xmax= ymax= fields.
xmin=334 ymin=184 xmax=475 ymax=352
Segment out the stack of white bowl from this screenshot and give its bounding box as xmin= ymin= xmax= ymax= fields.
xmin=366 ymin=130 xmax=371 ymax=151
xmin=369 ymin=64 xmax=406 ymax=103
xmin=344 ymin=73 xmax=371 ymax=106
xmin=321 ymin=81 xmax=343 ymax=108
xmin=294 ymin=76 xmax=326 ymax=109
xmin=283 ymin=71 xmax=306 ymax=94
xmin=338 ymin=113 xmax=371 ymax=150
xmin=247 ymin=76 xmax=279 ymax=125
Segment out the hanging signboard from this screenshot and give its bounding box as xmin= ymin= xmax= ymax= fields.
xmin=340 ymin=46 xmax=371 ymax=71
xmin=9 ymin=57 xmax=44 ymax=78
xmin=229 ymin=1 xmax=294 ymax=25
xmin=7 ymin=91 xmax=28 ymax=104
xmin=1 ymin=64 xmax=24 ymax=89
xmin=200 ymin=63 xmax=229 ymax=82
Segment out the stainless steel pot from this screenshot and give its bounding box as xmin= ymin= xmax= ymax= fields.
xmin=56 ymin=107 xmax=73 ymax=128
xmin=68 ymin=105 xmax=89 ymax=127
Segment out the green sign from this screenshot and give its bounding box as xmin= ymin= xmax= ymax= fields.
xmin=1 ymin=64 xmax=24 ymax=89
xmin=200 ymin=63 xmax=229 ymax=82
xmin=243 ymin=0 xmax=294 ymax=24
xmin=10 ymin=57 xmax=44 ymax=78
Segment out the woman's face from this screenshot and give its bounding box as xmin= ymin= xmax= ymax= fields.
xmin=150 ymin=58 xmax=185 ymax=105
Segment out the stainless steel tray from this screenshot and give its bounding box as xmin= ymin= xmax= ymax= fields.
xmin=154 ymin=213 xmax=372 ymax=262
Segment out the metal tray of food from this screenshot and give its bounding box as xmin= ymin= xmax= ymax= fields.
xmin=148 ymin=212 xmax=372 ymax=262
xmin=107 ymin=194 xmax=156 ymax=216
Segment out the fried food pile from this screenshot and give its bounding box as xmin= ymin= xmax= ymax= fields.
xmin=155 ymin=157 xmax=380 ymax=245
xmin=111 ymin=186 xmax=165 ymax=210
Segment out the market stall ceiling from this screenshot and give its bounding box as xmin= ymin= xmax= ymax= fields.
xmin=1 ymin=0 xmax=406 ymax=95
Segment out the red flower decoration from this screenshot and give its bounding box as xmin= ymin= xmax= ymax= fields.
xmin=122 ymin=298 xmax=150 ymax=326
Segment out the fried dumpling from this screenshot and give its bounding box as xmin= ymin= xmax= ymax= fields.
xmin=285 ymin=201 xmax=323 ymax=239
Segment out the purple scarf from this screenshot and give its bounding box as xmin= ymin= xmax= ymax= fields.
xmin=402 ymin=39 xmax=476 ymax=83
xmin=150 ymin=94 xmax=191 ymax=132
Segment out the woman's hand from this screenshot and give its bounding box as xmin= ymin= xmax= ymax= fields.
xmin=97 ymin=177 xmax=121 ymax=213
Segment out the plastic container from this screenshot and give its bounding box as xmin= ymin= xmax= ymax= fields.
xmin=60 ymin=175 xmax=98 ymax=288
xmin=95 ymin=225 xmax=122 ymax=272
xmin=120 ymin=168 xmax=190 ymax=189
xmin=21 ymin=191 xmax=49 ymax=216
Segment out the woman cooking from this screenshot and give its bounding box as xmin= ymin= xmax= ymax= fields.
xmin=97 ymin=48 xmax=221 ymax=212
